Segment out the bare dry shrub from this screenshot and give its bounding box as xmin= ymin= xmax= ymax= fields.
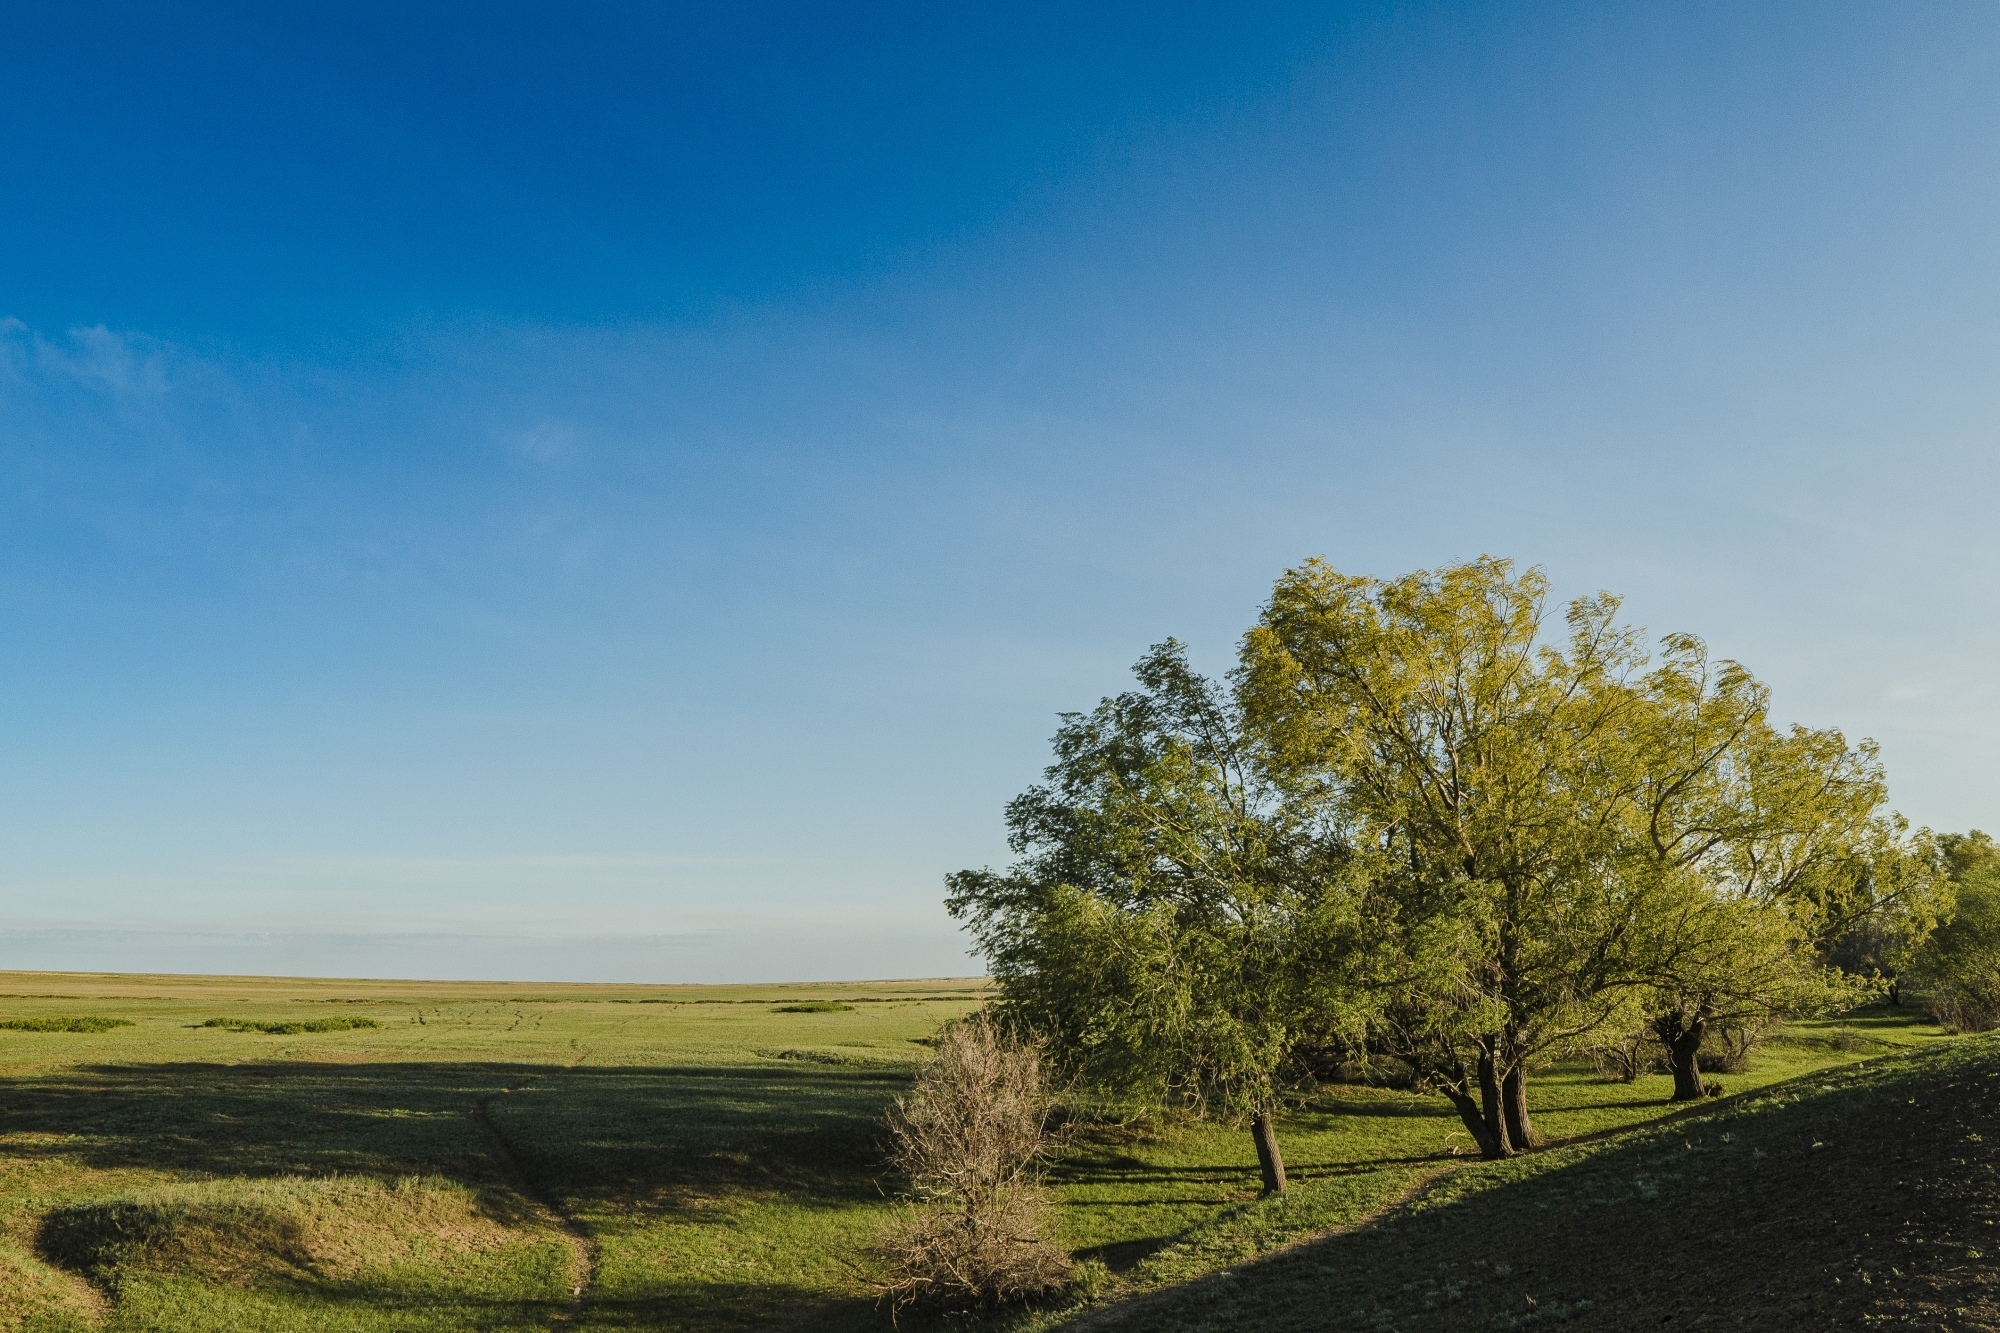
xmin=1930 ymin=986 xmax=2000 ymax=1034
xmin=875 ymin=1013 xmax=1072 ymax=1312
xmin=1698 ymin=1022 xmax=1764 ymax=1074
xmin=1585 ymin=1029 xmax=1655 ymax=1082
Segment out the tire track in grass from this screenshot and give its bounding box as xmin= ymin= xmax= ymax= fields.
xmin=474 ymin=1050 xmax=596 ymax=1326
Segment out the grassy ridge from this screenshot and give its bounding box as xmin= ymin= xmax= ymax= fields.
xmin=0 ymin=973 xmax=1958 ymax=1331
xmin=1064 ymin=1033 xmax=2000 ymax=1330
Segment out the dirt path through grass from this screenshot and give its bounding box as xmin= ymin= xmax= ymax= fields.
xmin=474 ymin=1048 xmax=599 ymax=1326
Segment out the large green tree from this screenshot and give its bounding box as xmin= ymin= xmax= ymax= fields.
xmin=1240 ymin=557 xmax=1675 ymax=1154
xmin=946 ymin=642 xmax=1367 ymax=1192
xmin=955 ymin=556 xmax=1929 ymax=1165
xmin=1623 ymin=635 xmax=1943 ymax=1096
xmin=1239 ymin=557 xmax=1926 ymax=1144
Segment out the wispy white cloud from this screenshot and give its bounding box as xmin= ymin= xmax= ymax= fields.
xmin=498 ymin=418 xmax=578 ymax=463
xmin=0 ymin=318 xmax=176 ymax=401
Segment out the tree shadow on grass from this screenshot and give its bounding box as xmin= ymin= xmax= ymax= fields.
xmin=1302 ymin=1094 xmax=1460 ymax=1121
xmin=5 ymin=1060 xmax=915 ymax=1329
xmin=319 ymin=1273 xmax=884 ymax=1333
xmin=486 ymin=1063 xmax=903 ymax=1218
xmin=1 ymin=1061 xmax=906 ymax=1208
xmin=1081 ymin=1042 xmax=2000 ymax=1332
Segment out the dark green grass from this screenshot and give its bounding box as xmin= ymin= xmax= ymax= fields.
xmin=200 ymin=1016 xmax=383 ymax=1034
xmin=1063 ymin=1034 xmax=2000 ymax=1331
xmin=1024 ymin=1008 xmax=1947 ymax=1312
xmin=0 ymin=1017 xmax=132 ymax=1033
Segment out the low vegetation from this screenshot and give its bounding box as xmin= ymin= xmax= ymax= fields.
xmin=0 ymin=971 xmax=1965 ymax=1331
xmin=876 ymin=1015 xmax=1070 ymax=1311
xmin=200 ymin=1016 xmax=383 ymax=1034
xmin=0 ymin=1017 xmax=131 ymax=1034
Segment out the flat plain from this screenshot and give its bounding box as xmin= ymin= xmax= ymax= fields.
xmin=0 ymin=972 xmax=1960 ymax=1331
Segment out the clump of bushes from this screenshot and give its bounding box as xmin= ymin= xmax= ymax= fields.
xmin=1585 ymin=1030 xmax=1654 ymax=1083
xmin=1697 ymin=1023 xmax=1763 ymax=1075
xmin=201 ymin=1017 xmax=382 ymax=1035
xmin=772 ymin=1001 xmax=854 ymax=1013
xmin=0 ymin=1016 xmax=133 ymax=1033
xmin=874 ymin=1013 xmax=1072 ymax=1312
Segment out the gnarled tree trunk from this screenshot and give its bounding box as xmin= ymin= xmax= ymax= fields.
xmin=1502 ymin=1063 xmax=1537 ymax=1149
xmin=1251 ymin=1111 xmax=1287 ymax=1194
xmin=1443 ymin=1087 xmax=1501 ymax=1157
xmin=1477 ymin=1042 xmax=1514 ymax=1157
xmin=1653 ymin=1012 xmax=1707 ymax=1101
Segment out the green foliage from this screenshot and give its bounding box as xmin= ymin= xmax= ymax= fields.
xmin=0 ymin=1015 xmax=133 ymax=1032
xmin=958 ymin=555 xmax=1934 ymax=1149
xmin=1242 ymin=559 xmax=1671 ymax=1098
xmin=1905 ymin=830 xmax=2000 ymax=1031
xmin=947 ymin=640 xmax=1369 ymax=1120
xmin=773 ymin=1001 xmax=855 ymax=1012
xmin=200 ymin=1016 xmax=383 ymax=1034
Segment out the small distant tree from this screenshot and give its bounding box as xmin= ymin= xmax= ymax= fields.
xmin=1905 ymin=832 xmax=2000 ymax=1032
xmin=947 ymin=642 xmax=1368 ymax=1193
xmin=875 ymin=1014 xmax=1071 ymax=1311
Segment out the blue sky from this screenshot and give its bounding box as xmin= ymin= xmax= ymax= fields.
xmin=4 ymin=3 xmax=1999 ymax=981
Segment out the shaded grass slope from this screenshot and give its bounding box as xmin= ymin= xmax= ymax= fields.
xmin=1073 ymin=1034 xmax=2000 ymax=1331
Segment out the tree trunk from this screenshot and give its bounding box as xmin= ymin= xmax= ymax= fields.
xmin=1251 ymin=1111 xmax=1287 ymax=1194
xmin=1477 ymin=1043 xmax=1514 ymax=1157
xmin=1888 ymin=979 xmax=1902 ymax=1007
xmin=1502 ymin=1063 xmax=1537 ymax=1149
xmin=1654 ymin=1014 xmax=1707 ymax=1101
xmin=1443 ymin=1088 xmax=1501 ymax=1158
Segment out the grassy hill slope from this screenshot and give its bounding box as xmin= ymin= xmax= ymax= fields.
xmin=1069 ymin=1034 xmax=2000 ymax=1331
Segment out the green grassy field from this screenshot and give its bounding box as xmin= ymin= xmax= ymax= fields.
xmin=0 ymin=972 xmax=1960 ymax=1331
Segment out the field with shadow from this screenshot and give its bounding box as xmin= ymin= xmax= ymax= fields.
xmin=0 ymin=972 xmax=1956 ymax=1331
xmin=1064 ymin=1032 xmax=2000 ymax=1331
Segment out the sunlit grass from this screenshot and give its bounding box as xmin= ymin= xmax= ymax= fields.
xmin=0 ymin=972 xmax=1954 ymax=1331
